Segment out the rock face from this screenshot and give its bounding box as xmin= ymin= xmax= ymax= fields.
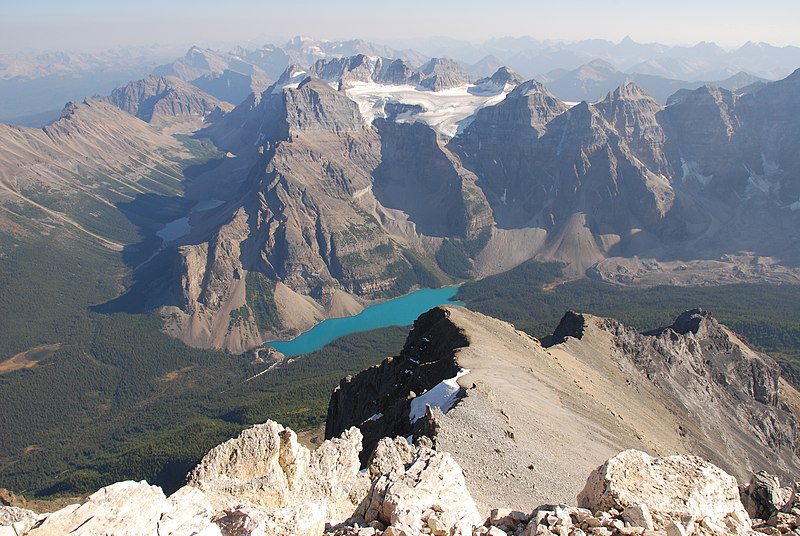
xmin=355 ymin=437 xmax=482 ymax=536
xmin=578 ymin=450 xmax=751 ymax=533
xmin=162 ymin=63 xmax=497 ymax=351
xmin=417 ymin=58 xmax=473 ymax=91
xmin=590 ymin=308 xmax=799 ymax=483
xmin=327 ymin=305 xmax=800 ymax=512
xmin=146 ymin=59 xmax=800 ymax=352
xmin=326 ymin=307 xmax=467 ymax=463
xmin=187 ymin=421 xmax=369 ymax=525
xmin=104 ymin=75 xmax=233 ymax=126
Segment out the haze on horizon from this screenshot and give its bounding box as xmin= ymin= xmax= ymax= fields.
xmin=1 ymin=0 xmax=799 ymax=53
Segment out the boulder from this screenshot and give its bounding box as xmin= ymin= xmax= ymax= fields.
xmin=577 ymin=450 xmax=750 ymax=534
xmin=357 ymin=441 xmax=482 ymax=536
xmin=27 ymin=480 xmax=220 ymax=536
xmin=213 ymin=502 xmax=325 ymax=536
xmin=740 ymin=471 xmax=790 ymax=520
xmin=188 ymin=421 xmax=369 ymax=526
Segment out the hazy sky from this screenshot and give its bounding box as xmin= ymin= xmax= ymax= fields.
xmin=1 ymin=0 xmax=799 ymax=52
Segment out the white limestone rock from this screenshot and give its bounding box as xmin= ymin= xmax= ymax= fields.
xmin=27 ymin=480 xmax=220 ymax=536
xmin=359 ymin=442 xmax=482 ymax=536
xmin=188 ymin=420 xmax=369 ymax=526
xmin=0 ymin=505 xmax=41 ymax=536
xmin=213 ymin=502 xmax=326 ymax=536
xmin=578 ymin=450 xmax=751 ymax=534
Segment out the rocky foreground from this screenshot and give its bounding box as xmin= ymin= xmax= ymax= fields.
xmin=1 ymin=420 xmax=798 ymax=536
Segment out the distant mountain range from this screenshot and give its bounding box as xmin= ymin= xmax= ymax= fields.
xmin=3 ymin=35 xmax=800 ymax=125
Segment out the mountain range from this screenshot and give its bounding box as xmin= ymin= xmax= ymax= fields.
xmin=2 ymin=51 xmax=800 ymax=353
xmin=2 ymin=43 xmax=800 ymax=505
xmin=5 ymin=35 xmax=800 ymax=126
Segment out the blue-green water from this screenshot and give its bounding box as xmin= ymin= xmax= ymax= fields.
xmin=266 ymin=286 xmax=464 ymax=356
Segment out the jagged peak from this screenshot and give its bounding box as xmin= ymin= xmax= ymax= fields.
xmin=666 ymin=83 xmax=736 ymax=107
xmin=670 ymin=308 xmax=717 ymax=336
xmin=60 ymin=101 xmax=79 ymax=119
xmin=479 ymin=66 xmax=525 ymax=87
xmin=268 ymin=63 xmax=309 ymax=94
xmin=509 ymin=79 xmax=551 ymax=98
xmin=420 ymin=56 xmax=462 ymax=74
xmin=603 ymin=82 xmax=655 ymax=102
xmin=549 ymin=310 xmax=587 ymax=344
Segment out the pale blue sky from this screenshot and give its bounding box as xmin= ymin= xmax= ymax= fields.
xmin=1 ymin=0 xmax=798 ymax=52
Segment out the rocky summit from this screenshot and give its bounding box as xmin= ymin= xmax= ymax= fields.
xmin=3 ymin=306 xmax=798 ymax=536
xmin=4 ymin=419 xmax=795 ymax=536
xmin=327 ymin=307 xmax=800 ymax=511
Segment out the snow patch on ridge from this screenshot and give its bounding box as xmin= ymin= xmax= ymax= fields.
xmin=409 ymin=368 xmax=470 ymax=423
xmin=345 ymin=83 xmax=510 ymax=138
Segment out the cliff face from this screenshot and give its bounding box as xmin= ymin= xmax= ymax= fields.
xmin=157 ymin=65 xmax=800 ymax=351
xmin=104 ymin=75 xmax=233 ymax=126
xmin=326 ymin=306 xmax=800 ymax=511
xmin=325 ymin=307 xmax=467 ymax=461
xmin=164 ymin=75 xmax=488 ymax=350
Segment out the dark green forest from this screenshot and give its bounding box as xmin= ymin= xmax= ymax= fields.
xmin=0 ymin=233 xmax=406 ymax=495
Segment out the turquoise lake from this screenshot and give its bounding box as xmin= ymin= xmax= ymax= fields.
xmin=265 ymin=286 xmax=464 ymax=356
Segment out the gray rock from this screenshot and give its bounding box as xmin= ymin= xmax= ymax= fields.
xmin=741 ymin=471 xmax=787 ymax=520
xmin=622 ymin=503 xmax=655 ymax=530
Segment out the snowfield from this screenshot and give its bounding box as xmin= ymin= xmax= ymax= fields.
xmin=345 ymin=82 xmax=511 ymax=138
xmin=409 ymin=368 xmax=470 ymax=423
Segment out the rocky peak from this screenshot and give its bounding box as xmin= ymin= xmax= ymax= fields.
xmin=308 ymin=55 xmax=416 ymax=89
xmin=594 ymin=82 xmax=669 ymax=172
xmin=374 ymin=57 xmax=415 ymax=85
xmin=603 ymin=82 xmax=654 ymax=102
xmin=308 ymin=54 xmax=376 ymax=86
xmin=58 ymin=100 xmax=79 ymax=120
xmin=283 ymin=77 xmax=366 ymax=133
xmin=476 ymin=66 xmax=525 ymax=89
xmin=270 ymin=64 xmax=309 ymax=93
xmin=326 ymin=307 xmax=467 ymax=463
xmin=457 ymin=79 xmax=565 ymax=150
xmin=548 ymin=310 xmax=587 ymax=344
xmin=104 ymin=75 xmax=231 ymax=125
xmin=418 ymin=57 xmax=472 ymax=91
xmin=670 ymin=307 xmax=715 ymax=335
